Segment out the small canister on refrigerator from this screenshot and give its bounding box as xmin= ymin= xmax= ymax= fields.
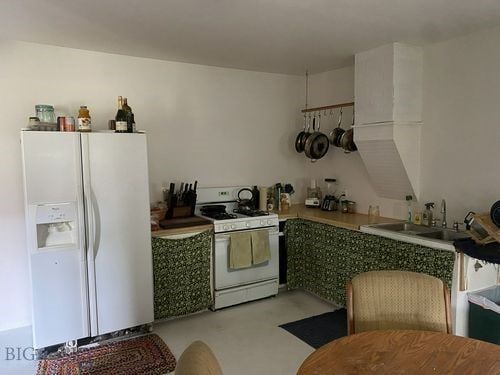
xmin=65 ymin=117 xmax=76 ymax=132
xmin=57 ymin=116 xmax=65 ymax=131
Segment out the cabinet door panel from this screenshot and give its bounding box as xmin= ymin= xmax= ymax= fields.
xmin=152 ymin=231 xmax=213 ymax=319
xmin=286 ymin=219 xmax=455 ymax=306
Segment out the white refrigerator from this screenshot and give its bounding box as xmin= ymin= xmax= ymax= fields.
xmin=21 ymin=131 xmax=154 ymax=350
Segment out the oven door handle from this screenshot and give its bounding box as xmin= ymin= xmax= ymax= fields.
xmin=215 ymin=228 xmax=279 ymax=241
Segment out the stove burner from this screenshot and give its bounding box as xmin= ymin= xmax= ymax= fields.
xmin=233 ymin=208 xmax=270 ymax=217
xmin=203 ymin=212 xmax=238 ymax=220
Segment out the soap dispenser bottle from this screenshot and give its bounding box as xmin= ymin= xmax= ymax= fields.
xmin=405 ymin=195 xmax=413 ymax=224
xmin=422 ymin=202 xmax=434 ymax=227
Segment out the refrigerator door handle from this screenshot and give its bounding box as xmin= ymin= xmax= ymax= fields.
xmin=81 ymin=134 xmax=99 ymax=336
xmin=82 ymin=139 xmax=96 ymax=261
xmin=84 ymin=188 xmax=101 ymax=260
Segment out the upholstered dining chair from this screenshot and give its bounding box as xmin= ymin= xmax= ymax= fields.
xmin=175 ymin=340 xmax=224 ymax=375
xmin=346 ymin=270 xmax=452 ymax=335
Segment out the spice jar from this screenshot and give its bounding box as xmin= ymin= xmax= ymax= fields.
xmin=347 ymin=201 xmax=356 ymax=213
xmin=280 ymin=193 xmax=291 ymax=212
xmin=28 ymin=116 xmax=40 ymax=129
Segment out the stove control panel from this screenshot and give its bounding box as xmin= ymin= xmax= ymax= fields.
xmin=214 ymin=216 xmax=279 ymax=233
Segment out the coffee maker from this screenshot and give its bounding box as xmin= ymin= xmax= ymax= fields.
xmin=321 ymin=178 xmax=338 ymax=211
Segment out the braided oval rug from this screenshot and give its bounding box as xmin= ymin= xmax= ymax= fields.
xmin=37 ymin=334 xmax=176 ymax=375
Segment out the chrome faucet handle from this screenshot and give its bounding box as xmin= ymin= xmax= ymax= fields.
xmin=453 ymin=221 xmax=463 ymax=232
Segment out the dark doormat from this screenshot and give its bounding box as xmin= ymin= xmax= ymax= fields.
xmin=279 ymin=308 xmax=347 ymax=349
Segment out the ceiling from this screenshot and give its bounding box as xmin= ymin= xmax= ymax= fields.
xmin=3 ymin=0 xmax=500 ymax=75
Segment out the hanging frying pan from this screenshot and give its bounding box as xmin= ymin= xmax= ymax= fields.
xmin=340 ymin=127 xmax=357 ymax=153
xmin=295 ymin=114 xmax=308 ymax=153
xmin=305 ymin=113 xmax=330 ymax=160
xmin=300 ymin=114 xmax=314 ymax=151
xmin=340 ymin=109 xmax=357 ymax=153
xmin=330 ymin=108 xmax=344 ymax=147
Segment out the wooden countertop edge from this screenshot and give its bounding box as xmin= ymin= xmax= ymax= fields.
xmin=151 ymin=224 xmax=214 ymax=237
xmin=274 ymin=204 xmax=402 ymax=231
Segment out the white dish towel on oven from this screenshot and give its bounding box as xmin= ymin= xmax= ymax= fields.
xmin=251 ymin=230 xmax=271 ymax=265
xmin=229 ymin=232 xmax=252 ymax=269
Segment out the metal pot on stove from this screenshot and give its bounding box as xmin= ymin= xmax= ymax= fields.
xmin=237 ymin=188 xmax=255 ymax=210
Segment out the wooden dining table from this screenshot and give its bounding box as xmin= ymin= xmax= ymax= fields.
xmin=297 ymin=330 xmax=500 ymax=374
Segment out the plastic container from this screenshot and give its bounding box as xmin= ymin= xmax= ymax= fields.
xmin=368 ymin=205 xmax=380 ymax=223
xmin=413 ymin=208 xmax=422 ymax=224
xmin=422 ymin=203 xmax=434 ymax=227
xmin=468 ymin=285 xmax=500 ymax=344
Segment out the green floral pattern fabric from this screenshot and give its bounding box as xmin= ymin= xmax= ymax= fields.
xmin=286 ymin=219 xmax=455 ymax=306
xmin=152 ymin=230 xmax=213 ymax=320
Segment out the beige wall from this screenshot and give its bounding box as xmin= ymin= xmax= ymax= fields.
xmin=3 ymin=23 xmax=500 ymax=332
xmin=0 ymin=40 xmax=305 ymax=331
xmin=421 ymin=25 xmax=500 ymax=224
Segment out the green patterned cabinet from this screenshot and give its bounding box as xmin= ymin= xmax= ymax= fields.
xmin=286 ymin=219 xmax=455 ymax=306
xmin=151 ymin=230 xmax=213 ymax=320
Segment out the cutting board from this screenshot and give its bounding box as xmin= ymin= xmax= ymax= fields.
xmin=160 ymin=215 xmax=212 ymax=229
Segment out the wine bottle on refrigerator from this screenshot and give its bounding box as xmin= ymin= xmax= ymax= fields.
xmin=123 ymin=97 xmax=135 ymax=133
xmin=115 ymin=96 xmax=127 ymax=133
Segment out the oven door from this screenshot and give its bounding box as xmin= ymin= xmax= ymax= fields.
xmin=214 ymin=227 xmax=279 ymax=290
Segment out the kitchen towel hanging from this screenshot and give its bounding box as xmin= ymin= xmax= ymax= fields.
xmin=229 ymin=232 xmax=252 ymax=269
xmin=251 ymin=230 xmax=271 ymax=264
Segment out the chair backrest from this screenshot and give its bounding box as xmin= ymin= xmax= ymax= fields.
xmin=176 ymin=340 xmax=223 ymax=375
xmin=347 ymin=270 xmax=452 ymax=335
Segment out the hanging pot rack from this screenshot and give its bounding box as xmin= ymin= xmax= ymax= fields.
xmin=301 ymin=101 xmax=354 ymax=113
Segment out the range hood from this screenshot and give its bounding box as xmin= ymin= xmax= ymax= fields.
xmin=354 ymin=43 xmax=422 ymax=200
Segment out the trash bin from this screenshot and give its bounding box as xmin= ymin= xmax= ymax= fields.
xmin=468 ymin=285 xmax=500 ymax=344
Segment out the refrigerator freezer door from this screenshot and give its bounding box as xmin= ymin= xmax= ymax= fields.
xmin=21 ymin=132 xmax=89 ymax=349
xmin=82 ymin=133 xmax=153 ymax=335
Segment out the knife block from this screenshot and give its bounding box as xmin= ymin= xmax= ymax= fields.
xmin=165 ymin=193 xmax=197 ymax=219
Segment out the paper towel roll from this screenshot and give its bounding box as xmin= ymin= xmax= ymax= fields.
xmin=259 ymin=187 xmax=268 ymax=211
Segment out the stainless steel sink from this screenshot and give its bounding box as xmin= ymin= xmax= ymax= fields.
xmin=367 ymin=222 xmax=439 ymax=235
xmin=416 ymin=229 xmax=471 ymax=241
xmin=362 ymin=222 xmax=471 ymax=246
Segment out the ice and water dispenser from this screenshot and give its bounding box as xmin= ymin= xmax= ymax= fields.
xmin=33 ymin=203 xmax=78 ymax=249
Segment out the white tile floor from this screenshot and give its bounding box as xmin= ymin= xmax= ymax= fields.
xmin=0 ymin=290 xmax=335 ymax=375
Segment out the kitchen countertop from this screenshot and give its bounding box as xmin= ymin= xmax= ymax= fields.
xmin=273 ymin=204 xmax=401 ymax=231
xmin=151 ymin=224 xmax=213 ymax=238
xmin=150 ymin=204 xmax=400 ymax=236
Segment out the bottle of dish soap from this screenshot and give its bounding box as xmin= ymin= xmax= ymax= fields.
xmin=422 ymin=202 xmax=434 ymax=227
xmin=413 ymin=206 xmax=422 ymax=225
xmin=405 ymin=195 xmax=413 ymax=224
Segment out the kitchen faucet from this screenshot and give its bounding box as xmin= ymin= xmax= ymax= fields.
xmin=441 ymin=199 xmax=447 ymax=228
